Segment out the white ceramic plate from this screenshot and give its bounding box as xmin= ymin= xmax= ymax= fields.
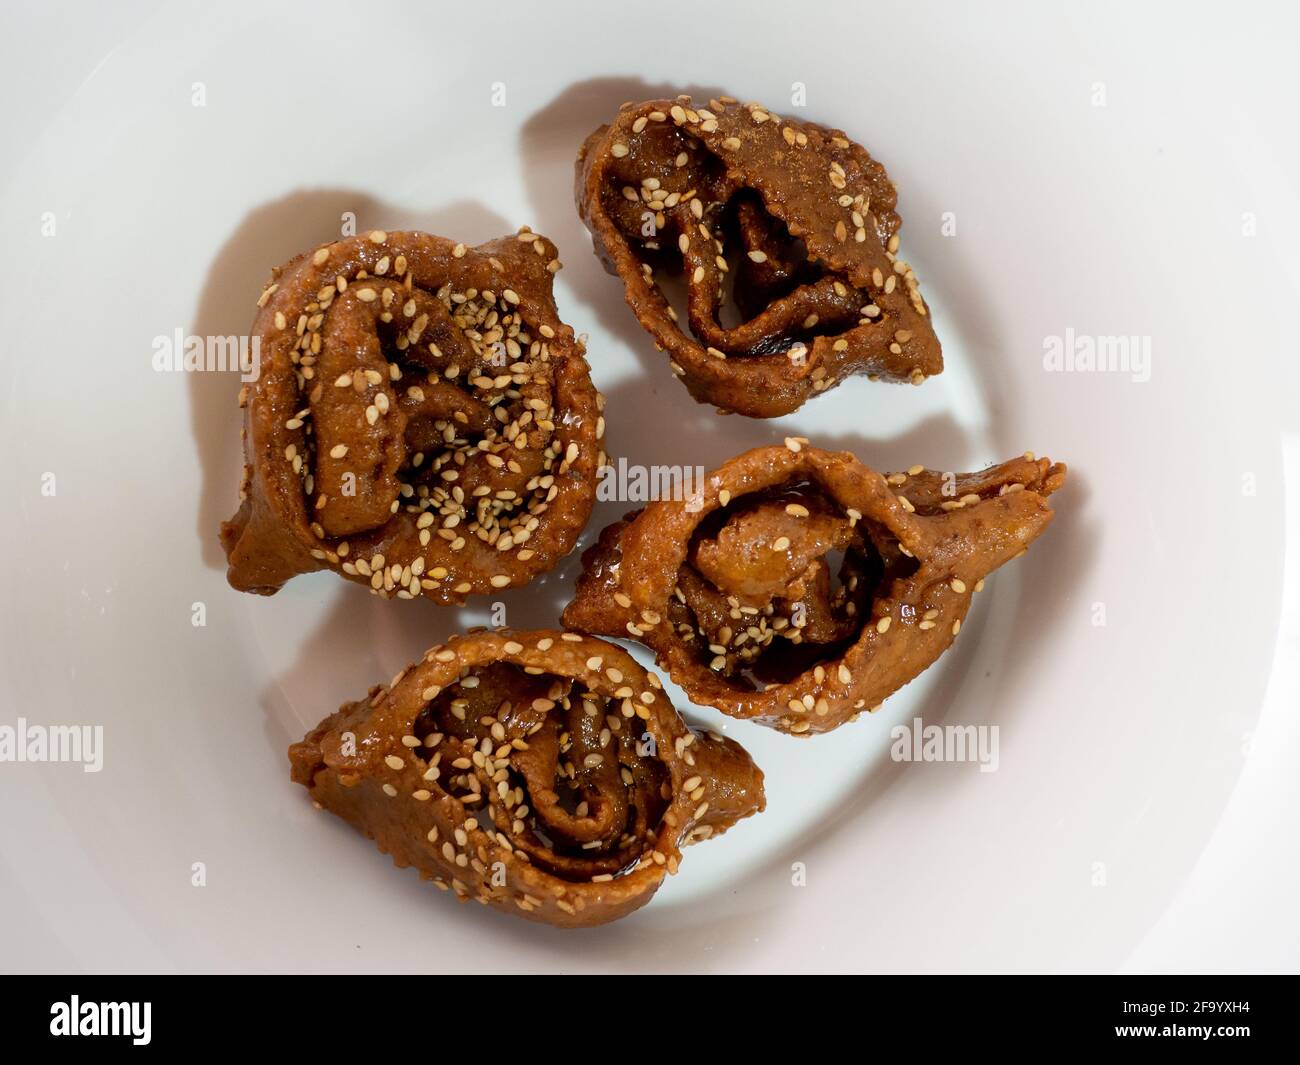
xmin=2 ymin=0 xmax=1296 ymax=973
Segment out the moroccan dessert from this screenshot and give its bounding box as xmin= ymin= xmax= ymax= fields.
xmin=563 ymin=442 xmax=1066 ymax=735
xmin=221 ymin=228 xmax=604 ymax=603
xmin=290 ymin=629 xmax=765 ymax=927
xmin=575 ymin=94 xmax=942 ymax=417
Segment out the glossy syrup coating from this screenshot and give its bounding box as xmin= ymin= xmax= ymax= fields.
xmin=563 ymin=442 xmax=1067 ymax=735
xmin=221 ymin=228 xmax=604 ymax=603
xmin=289 ymin=629 xmax=765 ymax=927
xmin=576 ymin=94 xmax=942 ymax=417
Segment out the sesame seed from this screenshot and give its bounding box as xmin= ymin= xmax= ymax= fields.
xmin=876 ymin=616 xmax=892 ymax=634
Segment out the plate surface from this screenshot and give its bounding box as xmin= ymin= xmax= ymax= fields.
xmin=1 ymin=0 xmax=1296 ymax=972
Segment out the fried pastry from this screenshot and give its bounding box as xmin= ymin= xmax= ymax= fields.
xmin=221 ymin=229 xmax=604 ymax=603
xmin=576 ymin=94 xmax=942 ymax=417
xmin=289 ymin=629 xmax=765 ymax=927
xmin=563 ymin=443 xmax=1066 ymax=735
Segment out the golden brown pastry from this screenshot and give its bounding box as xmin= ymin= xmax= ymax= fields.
xmin=563 ymin=442 xmax=1066 ymax=735
xmin=290 ymin=629 xmax=765 ymax=927
xmin=221 ymin=228 xmax=604 ymax=603
xmin=576 ymin=94 xmax=941 ymax=417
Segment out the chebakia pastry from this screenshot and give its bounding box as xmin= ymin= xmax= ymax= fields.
xmin=289 ymin=629 xmax=765 ymax=927
xmin=220 ymin=229 xmax=604 ymax=603
xmin=575 ymin=94 xmax=942 ymax=418
xmin=563 ymin=442 xmax=1066 ymax=736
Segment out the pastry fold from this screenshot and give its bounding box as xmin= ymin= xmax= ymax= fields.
xmin=576 ymin=94 xmax=942 ymax=417
xmin=563 ymin=443 xmax=1066 ymax=735
xmin=221 ymin=229 xmax=603 ymax=603
xmin=290 ymin=629 xmax=765 ymax=927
